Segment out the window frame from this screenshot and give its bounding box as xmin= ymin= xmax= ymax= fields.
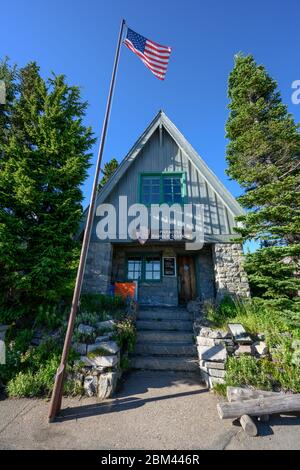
xmin=125 ymin=253 xmax=162 ymax=283
xmin=138 ymin=172 xmax=187 ymax=206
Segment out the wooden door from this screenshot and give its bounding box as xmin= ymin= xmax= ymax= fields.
xmin=178 ymin=256 xmax=196 ymax=304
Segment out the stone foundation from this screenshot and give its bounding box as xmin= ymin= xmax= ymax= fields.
xmin=212 ymin=243 xmax=250 ymax=301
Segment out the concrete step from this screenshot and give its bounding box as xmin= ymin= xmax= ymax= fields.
xmin=135 ymin=342 xmax=197 ymax=356
xmin=136 ymin=319 xmax=193 ymax=332
xmin=138 ymin=309 xmax=191 ymax=321
xmin=137 ymin=330 xmax=194 ymax=343
xmin=130 ymin=355 xmax=199 ymax=371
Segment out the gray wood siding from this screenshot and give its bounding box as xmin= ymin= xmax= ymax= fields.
xmin=91 ymin=128 xmax=236 ymax=242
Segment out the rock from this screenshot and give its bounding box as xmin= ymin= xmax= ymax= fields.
xmin=97 ymin=371 xmax=119 ymax=400
xmin=209 ymin=376 xmax=225 ymax=387
xmin=87 ymin=343 xmax=102 ymax=354
xmin=96 ymin=341 xmax=120 ymax=355
xmin=84 ymin=375 xmax=97 ymax=397
xmin=200 ymin=369 xmax=210 ymax=387
xmin=96 ymin=320 xmax=116 ymax=331
xmin=0 ymin=325 xmax=9 ymax=333
xmin=86 ymin=341 xmax=119 ymax=355
xmin=78 ymin=356 xmax=94 ymax=367
xmin=198 ymin=344 xmax=227 ymax=362
xmin=199 ymin=327 xmax=229 ymax=339
xmin=73 ymin=342 xmax=87 ymax=355
xmin=228 ymin=323 xmax=252 ymax=344
xmin=204 ymin=361 xmax=225 ymax=370
xmin=95 ymin=334 xmax=113 ymax=343
xmin=197 ymin=336 xmax=215 ymax=347
xmin=234 ymin=344 xmax=252 ymax=356
xmin=252 ymin=341 xmax=268 ymax=356
xmin=87 ymin=354 xmax=119 ymax=369
xmin=199 ymin=360 xmax=208 ymax=372
xmin=208 ymin=368 xmax=226 ymax=378
xmin=0 ymin=339 xmax=5 ymax=364
xmin=78 ymin=324 xmax=95 ymax=335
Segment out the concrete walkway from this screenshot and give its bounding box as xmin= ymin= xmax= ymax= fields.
xmin=0 ymin=371 xmax=300 ymax=450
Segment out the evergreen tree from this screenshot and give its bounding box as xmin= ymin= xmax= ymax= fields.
xmin=98 ymin=158 xmax=119 ymax=190
xmin=226 ymin=54 xmax=300 ymax=301
xmin=0 ymin=60 xmax=95 ymax=316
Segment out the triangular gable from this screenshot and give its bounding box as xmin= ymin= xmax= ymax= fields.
xmin=81 ymin=110 xmax=244 ymax=231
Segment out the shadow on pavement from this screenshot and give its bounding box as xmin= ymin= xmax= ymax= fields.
xmin=56 ymin=371 xmax=208 ymax=423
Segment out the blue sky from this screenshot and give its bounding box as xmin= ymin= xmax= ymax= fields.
xmin=1 ymin=0 xmax=300 ymax=212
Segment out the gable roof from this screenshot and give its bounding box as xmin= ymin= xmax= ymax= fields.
xmin=81 ymin=110 xmax=244 ymax=230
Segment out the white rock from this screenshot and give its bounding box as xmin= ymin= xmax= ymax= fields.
xmin=200 ymin=327 xmax=229 ymax=339
xmin=197 ymin=336 xmax=215 ymax=347
xmin=234 ymin=344 xmax=252 ymax=356
xmin=88 ymin=354 xmax=119 ymax=368
xmin=73 ymin=342 xmax=87 ymax=355
xmin=97 ymin=371 xmax=119 ymax=400
xmin=204 ymin=361 xmax=225 ymax=370
xmin=252 ymin=341 xmax=268 ymax=356
xmin=78 ymin=355 xmax=94 ymax=366
xmin=96 ymin=320 xmax=116 ymax=331
xmin=208 ymin=368 xmax=226 ymax=378
xmin=77 ymin=324 xmax=95 ymax=335
xmin=97 ymin=341 xmax=120 ymax=355
xmin=198 ymin=344 xmax=227 ymax=362
xmin=84 ymin=375 xmax=97 ymax=397
xmin=95 ymin=334 xmax=113 ymax=343
xmin=209 ymin=376 xmax=225 ymax=387
xmin=0 ymin=339 xmax=5 ymax=364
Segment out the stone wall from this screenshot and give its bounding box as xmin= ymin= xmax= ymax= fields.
xmin=195 ymin=245 xmax=215 ymax=301
xmin=82 ymin=242 xmax=113 ymax=294
xmin=195 ymin=324 xmax=268 ymax=390
xmin=212 ymin=243 xmax=250 ymax=301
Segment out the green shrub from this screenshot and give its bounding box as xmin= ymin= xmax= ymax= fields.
xmin=34 ymin=304 xmax=66 ymax=330
xmin=0 ymin=329 xmax=33 ymax=384
xmin=80 ymin=294 xmax=125 ymax=316
xmin=120 ymin=355 xmax=130 ymax=371
xmin=7 ymin=355 xmax=60 ymax=397
xmin=7 ymin=371 xmax=41 ymax=397
xmin=115 ymin=319 xmax=136 ymax=353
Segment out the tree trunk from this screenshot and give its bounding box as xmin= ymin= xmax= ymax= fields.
xmin=218 ymin=394 xmax=300 ymax=420
xmin=227 ymin=386 xmax=283 ymax=402
xmin=240 ymin=415 xmax=258 ymax=437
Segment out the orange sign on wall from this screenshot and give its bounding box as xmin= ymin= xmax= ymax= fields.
xmin=114 ymin=282 xmax=137 ymax=300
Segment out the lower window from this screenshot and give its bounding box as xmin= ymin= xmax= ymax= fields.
xmin=126 ymin=254 xmax=161 ymax=281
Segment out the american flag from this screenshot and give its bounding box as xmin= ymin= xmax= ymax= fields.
xmin=124 ymin=27 xmax=172 ymax=80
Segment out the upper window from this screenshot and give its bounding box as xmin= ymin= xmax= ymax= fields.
xmin=140 ymin=176 xmax=160 ymax=204
xmin=140 ymin=173 xmax=186 ymax=205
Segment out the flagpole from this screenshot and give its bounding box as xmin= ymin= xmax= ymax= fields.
xmin=48 ymin=18 xmax=126 ymax=422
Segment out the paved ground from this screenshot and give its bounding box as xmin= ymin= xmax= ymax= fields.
xmin=0 ymin=371 xmax=300 ymax=450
